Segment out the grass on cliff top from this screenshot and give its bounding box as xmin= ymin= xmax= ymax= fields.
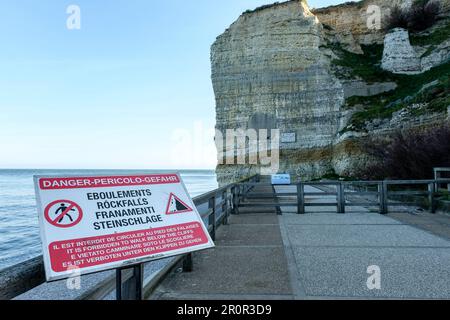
xmin=243 ymin=2 xmax=280 ymax=14
xmin=312 ymin=0 xmax=366 ymax=13
xmin=242 ymin=0 xmax=307 ymax=15
xmin=346 ymin=61 xmax=450 ymax=131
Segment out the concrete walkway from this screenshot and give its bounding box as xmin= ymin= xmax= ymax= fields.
xmin=280 ymin=211 xmax=450 ymax=299
xmin=151 ymin=211 xmax=294 ymax=299
xmin=151 ymin=185 xmax=450 ymax=300
xmin=151 ymin=184 xmax=294 ymax=300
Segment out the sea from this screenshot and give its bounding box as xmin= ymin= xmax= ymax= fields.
xmin=0 ymin=169 xmax=218 ymax=271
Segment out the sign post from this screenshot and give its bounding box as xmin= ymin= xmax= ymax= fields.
xmin=116 ymin=264 xmax=143 ymax=300
xmin=34 ymin=173 xmax=215 ymax=298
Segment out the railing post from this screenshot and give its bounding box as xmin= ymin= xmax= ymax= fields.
xmin=232 ymin=185 xmax=239 ymax=215
xmin=271 ymin=184 xmax=282 ymax=216
xmin=116 ymin=264 xmax=143 ymax=300
xmin=428 ymin=182 xmax=436 ymax=214
xmin=209 ymin=196 xmax=216 ymax=241
xmin=238 ymin=184 xmax=242 ymax=214
xmin=297 ymin=183 xmax=305 ymax=214
xmin=223 ymin=189 xmax=229 ymax=225
xmin=337 ymin=182 xmax=345 ymax=214
xmin=182 ymin=253 xmax=193 ymax=272
xmin=378 ymin=182 xmax=383 ymax=214
xmin=434 ymin=172 xmax=439 ymax=193
xmin=379 ymin=181 xmax=388 ymax=214
xmin=242 ymin=182 xmax=248 ymax=196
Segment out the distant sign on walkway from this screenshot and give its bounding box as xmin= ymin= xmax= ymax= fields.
xmin=34 ymin=173 xmax=215 ymax=281
xmin=271 ymin=174 xmax=291 ymax=185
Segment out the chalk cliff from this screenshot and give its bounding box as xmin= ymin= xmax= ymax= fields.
xmin=381 ymin=28 xmax=422 ymax=74
xmin=212 ymin=0 xmax=450 ymax=184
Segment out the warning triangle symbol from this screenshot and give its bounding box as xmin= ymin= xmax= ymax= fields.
xmin=165 ymin=193 xmax=193 ymax=215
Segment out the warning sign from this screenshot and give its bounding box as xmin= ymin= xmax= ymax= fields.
xmin=166 ymin=193 xmax=193 ymax=215
xmin=34 ymin=173 xmax=215 ymax=281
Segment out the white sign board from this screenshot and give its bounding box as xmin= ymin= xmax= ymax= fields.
xmin=271 ymin=174 xmax=291 ymax=185
xmin=281 ymin=132 xmax=296 ymax=143
xmin=34 ymin=173 xmax=215 ymax=281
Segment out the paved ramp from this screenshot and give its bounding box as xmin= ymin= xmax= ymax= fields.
xmin=280 ymin=211 xmax=450 ymax=299
xmin=151 ymin=184 xmax=293 ymax=300
xmin=151 ymin=185 xmax=450 ymax=300
xmin=150 ymin=210 xmax=294 ymax=299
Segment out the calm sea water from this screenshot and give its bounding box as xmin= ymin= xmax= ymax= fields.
xmin=0 ymin=169 xmax=218 ymax=271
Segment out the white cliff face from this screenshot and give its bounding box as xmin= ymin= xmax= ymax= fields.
xmin=400 ymin=0 xmax=413 ymax=10
xmin=382 ymin=27 xmax=450 ymax=74
xmin=381 ymin=28 xmax=422 ymax=74
xmin=212 ymin=0 xmax=450 ymax=184
xmin=211 ymin=1 xmax=345 ymax=184
xmin=421 ymin=39 xmax=450 ymax=72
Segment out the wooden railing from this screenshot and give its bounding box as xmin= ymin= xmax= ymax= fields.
xmin=434 ymin=167 xmax=450 ymax=192
xmin=0 ymin=174 xmax=259 ymax=300
xmin=181 ymin=175 xmax=258 ymax=271
xmin=238 ymin=179 xmax=450 ymax=215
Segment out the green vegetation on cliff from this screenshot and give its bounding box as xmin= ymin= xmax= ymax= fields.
xmin=410 ymin=21 xmax=450 ymax=47
xmin=346 ymin=63 xmax=450 ymax=131
xmin=408 ymin=74 xmax=450 ymax=114
xmin=312 ymin=169 xmax=356 ymax=181
xmin=331 ymin=43 xmax=450 ymax=132
xmin=332 ymin=44 xmax=389 ymax=83
xmin=410 ymin=21 xmax=450 ymax=57
xmin=358 ymin=123 xmax=450 ymax=180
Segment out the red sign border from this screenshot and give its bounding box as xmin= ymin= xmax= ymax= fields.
xmin=39 ymin=174 xmax=180 ymax=190
xmin=48 ymin=222 xmax=208 ymax=272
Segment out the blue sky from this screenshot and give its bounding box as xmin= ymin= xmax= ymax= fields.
xmin=0 ymin=0 xmax=344 ymax=169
